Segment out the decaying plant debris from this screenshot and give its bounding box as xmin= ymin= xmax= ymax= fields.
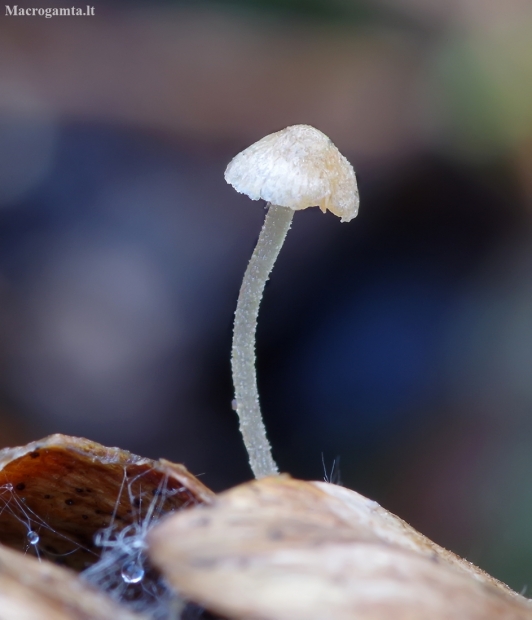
xmin=0 ymin=434 xmax=214 ymax=571
xmin=148 ymin=476 xmax=532 ymax=620
xmin=0 ymin=434 xmax=215 ymax=620
xmin=0 ymin=543 xmax=146 ymax=620
xmin=0 ymin=434 xmax=531 ymax=620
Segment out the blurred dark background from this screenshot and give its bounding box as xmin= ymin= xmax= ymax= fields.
xmin=2 ymin=0 xmax=532 ymax=591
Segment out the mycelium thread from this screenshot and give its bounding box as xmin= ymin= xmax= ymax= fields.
xmin=232 ymin=203 xmax=294 ymax=478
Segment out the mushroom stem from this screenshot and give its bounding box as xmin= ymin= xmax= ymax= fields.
xmin=232 ymin=203 xmax=294 ymax=478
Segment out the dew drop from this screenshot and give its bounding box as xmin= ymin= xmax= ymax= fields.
xmin=121 ymin=561 xmax=144 ymax=584
xmin=231 ymin=399 xmax=238 ymax=411
xmin=27 ymin=531 xmax=39 ymax=545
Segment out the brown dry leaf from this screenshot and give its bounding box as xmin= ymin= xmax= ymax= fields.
xmin=148 ymin=476 xmax=532 ymax=620
xmin=0 ymin=434 xmax=214 ymax=570
xmin=0 ymin=543 xmax=146 ymax=620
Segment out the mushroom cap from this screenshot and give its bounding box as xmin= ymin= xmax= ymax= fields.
xmin=224 ymin=125 xmax=359 ymax=223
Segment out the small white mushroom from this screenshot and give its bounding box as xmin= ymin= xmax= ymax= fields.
xmin=225 ymin=124 xmax=359 ymax=478
xmin=226 ymin=124 xmax=359 ymax=222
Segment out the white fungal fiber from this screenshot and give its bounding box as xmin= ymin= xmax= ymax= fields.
xmin=0 ymin=482 xmax=95 ymax=563
xmin=82 ymin=468 xmax=187 ymax=619
xmin=0 ymin=473 xmax=217 ymax=619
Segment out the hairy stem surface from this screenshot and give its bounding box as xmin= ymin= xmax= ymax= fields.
xmin=232 ymin=203 xmax=294 ymax=478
